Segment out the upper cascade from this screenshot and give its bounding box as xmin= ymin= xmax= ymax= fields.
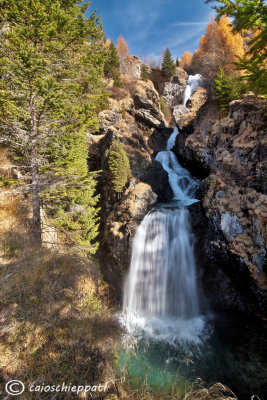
xmin=156 ymin=129 xmax=199 ymax=206
xmin=183 ymin=74 xmax=202 ymax=105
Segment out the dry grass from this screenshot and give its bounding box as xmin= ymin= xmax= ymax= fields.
xmin=0 ymin=147 xmax=12 ymax=178
xmin=121 ymin=77 xmax=138 ymax=96
xmin=183 ymin=380 xmax=237 ymax=400
xmin=114 ymin=378 xmax=240 ymax=400
xmin=110 ymin=85 xmax=129 ymax=100
xmin=0 ymin=152 xmax=122 ymax=398
xmin=159 ymin=96 xmax=172 ymax=124
xmin=0 ymin=244 xmax=121 ymax=399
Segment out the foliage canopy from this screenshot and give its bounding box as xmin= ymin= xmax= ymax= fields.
xmin=206 ymin=0 xmax=267 ymax=95
xmin=190 ymin=16 xmax=244 ymax=80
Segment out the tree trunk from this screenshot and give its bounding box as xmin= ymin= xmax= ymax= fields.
xmin=30 ymin=103 xmax=42 ymax=243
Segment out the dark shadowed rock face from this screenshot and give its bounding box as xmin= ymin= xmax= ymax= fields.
xmin=189 ymin=202 xmax=267 ymax=316
xmin=176 ymin=96 xmax=267 ymax=317
xmin=147 ymin=126 xmax=174 ymax=153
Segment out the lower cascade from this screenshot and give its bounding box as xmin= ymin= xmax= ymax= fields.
xmin=122 ymin=129 xmax=206 ymax=344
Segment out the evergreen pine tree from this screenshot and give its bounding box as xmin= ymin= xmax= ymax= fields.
xmin=0 ymin=0 xmax=107 ymax=252
xmin=105 ymin=140 xmax=130 ymax=194
xmin=161 ymin=48 xmax=176 ymax=76
xmin=104 ymin=41 xmax=122 ymax=87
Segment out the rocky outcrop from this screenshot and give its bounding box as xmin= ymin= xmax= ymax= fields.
xmin=173 ymin=105 xmax=190 ymax=126
xmin=131 ymin=79 xmax=165 ymax=127
xmin=149 ymin=67 xmax=188 ymax=106
xmin=147 ymin=126 xmax=174 ymax=153
xmin=173 ymin=87 xmax=208 ymax=130
xmin=161 ymin=74 xmax=187 ymax=106
xmin=120 ymin=55 xmax=142 ymax=78
xmin=174 ymin=96 xmax=267 ymax=316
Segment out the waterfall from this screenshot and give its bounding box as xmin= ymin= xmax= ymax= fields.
xmin=123 ymin=129 xmax=205 ymax=343
xmin=183 ymin=74 xmax=202 ymax=105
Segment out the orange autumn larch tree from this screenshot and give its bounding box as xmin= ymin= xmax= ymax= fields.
xmin=191 ymin=16 xmax=244 ymax=80
xmin=180 ymin=51 xmax=193 ymax=73
xmin=116 ymin=35 xmax=129 ymax=59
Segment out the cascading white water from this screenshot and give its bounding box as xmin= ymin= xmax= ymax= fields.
xmin=123 ymin=129 xmax=205 ymax=343
xmin=183 ymin=74 xmax=202 ymax=105
xmin=124 ymin=208 xmax=199 ymax=319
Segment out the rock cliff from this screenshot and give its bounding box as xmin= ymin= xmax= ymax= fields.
xmin=174 ymin=96 xmax=267 ymax=317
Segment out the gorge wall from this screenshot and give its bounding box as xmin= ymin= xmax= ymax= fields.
xmin=173 ymin=94 xmax=267 ymax=318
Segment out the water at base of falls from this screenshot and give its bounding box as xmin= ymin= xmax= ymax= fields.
xmin=121 ymin=128 xmax=209 ymax=346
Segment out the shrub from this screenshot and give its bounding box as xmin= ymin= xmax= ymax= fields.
xmin=105 ymin=140 xmax=130 ymax=193
xmin=141 ymin=64 xmax=149 ymax=81
xmin=214 ymin=66 xmax=245 ymax=110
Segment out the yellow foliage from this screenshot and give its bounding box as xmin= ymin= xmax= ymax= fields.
xmin=191 ymin=16 xmax=245 ymax=80
xmin=180 ymin=51 xmax=193 ymax=71
xmin=116 ymin=34 xmax=129 ymax=58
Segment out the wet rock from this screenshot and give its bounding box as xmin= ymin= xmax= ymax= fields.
xmin=148 ymin=127 xmax=174 ymax=153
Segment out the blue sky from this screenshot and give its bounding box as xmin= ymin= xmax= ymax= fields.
xmin=88 ymin=0 xmax=215 ymax=61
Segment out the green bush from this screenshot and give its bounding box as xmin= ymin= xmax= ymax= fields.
xmin=141 ymin=64 xmax=149 ymax=81
xmin=214 ymin=67 xmax=245 ymax=110
xmin=105 ymin=140 xmax=130 ymax=193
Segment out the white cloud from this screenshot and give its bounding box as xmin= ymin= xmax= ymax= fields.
xmin=171 ymin=21 xmax=209 ymax=26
